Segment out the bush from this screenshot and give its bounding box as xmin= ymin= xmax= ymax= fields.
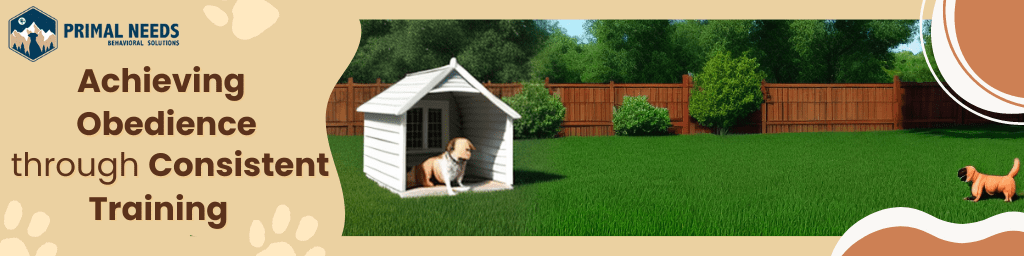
xmin=612 ymin=95 xmax=671 ymax=136
xmin=689 ymin=51 xmax=766 ymax=135
xmin=502 ymin=82 xmax=566 ymax=139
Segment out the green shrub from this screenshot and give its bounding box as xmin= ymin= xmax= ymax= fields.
xmin=502 ymin=82 xmax=566 ymax=139
xmin=612 ymin=95 xmax=671 ymax=136
xmin=689 ymin=51 xmax=766 ymax=135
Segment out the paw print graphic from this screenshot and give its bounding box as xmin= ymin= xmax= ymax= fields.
xmin=250 ymin=205 xmax=323 ymax=256
xmin=0 ymin=201 xmax=56 ymax=256
xmin=202 ymin=0 xmax=280 ymax=40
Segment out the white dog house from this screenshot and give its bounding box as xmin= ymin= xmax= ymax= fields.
xmin=356 ymin=58 xmax=520 ymax=195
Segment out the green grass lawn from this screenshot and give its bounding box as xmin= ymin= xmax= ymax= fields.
xmin=329 ymin=125 xmax=1024 ymax=236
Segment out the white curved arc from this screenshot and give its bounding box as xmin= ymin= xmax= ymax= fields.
xmin=923 ymin=0 xmax=1024 ymax=124
xmin=831 ymin=207 xmax=1024 ymax=256
xmin=943 ymin=0 xmax=1024 ymax=105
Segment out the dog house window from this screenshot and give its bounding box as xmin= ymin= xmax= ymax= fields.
xmin=428 ymin=109 xmax=443 ymax=148
xmin=406 ymin=100 xmax=449 ymax=150
xmin=406 ymin=109 xmax=423 ymax=148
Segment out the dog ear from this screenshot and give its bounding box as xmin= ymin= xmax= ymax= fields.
xmin=468 ymin=140 xmax=475 ymax=151
xmin=447 ymin=138 xmax=457 ymax=151
xmin=958 ymin=167 xmax=968 ymax=182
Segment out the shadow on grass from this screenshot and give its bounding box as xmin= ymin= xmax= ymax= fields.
xmin=960 ymin=194 xmax=1020 ymax=202
xmin=954 ymin=183 xmax=1019 ymax=202
xmin=513 ymin=169 xmax=566 ymax=186
xmin=905 ymin=124 xmax=1024 ymax=139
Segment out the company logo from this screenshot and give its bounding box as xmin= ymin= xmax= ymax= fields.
xmin=9 ymin=7 xmax=57 ymax=62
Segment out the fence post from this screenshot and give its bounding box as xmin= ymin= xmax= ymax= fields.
xmin=544 ymin=77 xmax=553 ymax=95
xmin=682 ymin=74 xmax=691 ymax=135
xmin=609 ymin=81 xmax=616 ymax=105
xmin=347 ymin=80 xmax=355 ymax=136
xmin=893 ymin=76 xmax=902 ymax=130
xmin=486 ymin=80 xmax=493 ymax=96
xmin=761 ymin=80 xmax=768 ymax=134
xmin=826 ymin=84 xmax=832 ymax=132
xmin=609 ymin=80 xmax=616 ymax=103
xmin=609 ymin=80 xmax=616 ymax=135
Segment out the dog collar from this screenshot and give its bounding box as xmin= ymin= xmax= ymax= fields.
xmin=445 ymin=152 xmax=465 ymax=163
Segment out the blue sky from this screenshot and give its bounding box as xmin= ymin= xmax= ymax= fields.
xmin=554 ymin=20 xmax=923 ymax=54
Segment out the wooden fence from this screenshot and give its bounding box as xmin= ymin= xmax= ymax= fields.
xmin=326 ymin=76 xmax=1020 ymax=136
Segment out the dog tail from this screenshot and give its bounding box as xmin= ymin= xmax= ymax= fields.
xmin=1010 ymin=158 xmax=1020 ymax=177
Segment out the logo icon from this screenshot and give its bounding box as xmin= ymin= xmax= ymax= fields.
xmin=9 ymin=7 xmax=57 ymax=62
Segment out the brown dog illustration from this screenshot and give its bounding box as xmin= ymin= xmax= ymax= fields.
xmin=407 ymin=137 xmax=475 ymax=195
xmin=958 ymin=158 xmax=1019 ymax=202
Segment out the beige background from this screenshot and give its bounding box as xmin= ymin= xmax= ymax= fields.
xmin=0 ymin=0 xmax=935 ymax=255
xmin=0 ymin=0 xmax=354 ymax=255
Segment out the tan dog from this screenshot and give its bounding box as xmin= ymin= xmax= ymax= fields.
xmin=407 ymin=137 xmax=475 ymax=195
xmin=958 ymin=158 xmax=1020 ymax=202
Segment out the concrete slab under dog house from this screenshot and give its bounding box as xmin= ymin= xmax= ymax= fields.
xmin=397 ymin=180 xmax=513 ymax=198
xmin=356 ymin=58 xmax=521 ymax=196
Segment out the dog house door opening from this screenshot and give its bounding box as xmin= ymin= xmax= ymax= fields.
xmin=405 ymin=100 xmax=453 ymax=190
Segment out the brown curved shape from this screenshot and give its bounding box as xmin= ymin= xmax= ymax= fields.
xmin=944 ymin=1 xmax=1024 ymax=107
xmin=843 ymin=227 xmax=1024 ymax=256
xmin=955 ymin=1 xmax=1024 ymax=98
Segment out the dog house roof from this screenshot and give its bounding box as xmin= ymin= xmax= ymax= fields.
xmin=356 ymin=58 xmax=521 ymax=119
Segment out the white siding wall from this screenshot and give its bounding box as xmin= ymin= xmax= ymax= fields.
xmin=504 ymin=116 xmax=514 ymax=185
xmin=430 ymin=72 xmax=476 ymax=93
xmin=363 ymin=113 xmax=406 ymax=192
xmin=454 ymin=92 xmax=513 ymax=184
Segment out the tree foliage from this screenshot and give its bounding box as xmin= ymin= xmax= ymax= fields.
xmin=885 ymin=51 xmax=935 ymax=82
xmin=881 ymin=21 xmax=942 ymax=83
xmin=341 ymin=20 xmax=553 ymax=83
xmin=580 ymin=20 xmax=680 ymax=83
xmin=529 ymin=28 xmax=585 ymax=83
xmin=671 ymin=20 xmax=755 ymax=78
xmin=689 ymin=51 xmax=766 ymax=135
xmin=669 ymin=20 xmax=915 ymax=84
xmin=788 ymin=20 xmax=917 ymax=83
xmin=531 ymin=20 xmax=684 ymax=83
xmin=342 ymin=19 xmax=919 ymax=85
xmin=921 ymin=20 xmax=944 ymax=82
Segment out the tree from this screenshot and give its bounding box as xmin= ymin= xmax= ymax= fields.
xmin=885 ymin=51 xmax=935 ymax=82
xmin=789 ymin=20 xmax=917 ymax=83
xmin=340 ymin=20 xmax=552 ymax=83
xmin=921 ymin=20 xmax=944 ymax=82
xmin=670 ymin=20 xmax=916 ymax=83
xmin=670 ymin=20 xmax=754 ymax=79
xmin=689 ymin=51 xmax=766 ymax=135
xmin=348 ymin=19 xmax=919 ymax=85
xmin=748 ymin=20 xmax=800 ymax=83
xmin=578 ymin=20 xmax=680 ymax=83
xmin=529 ymin=27 xmax=585 ymax=83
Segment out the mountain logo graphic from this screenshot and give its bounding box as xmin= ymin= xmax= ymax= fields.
xmin=9 ymin=7 xmax=57 ymax=62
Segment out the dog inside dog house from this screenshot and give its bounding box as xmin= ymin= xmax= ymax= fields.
xmin=356 ymin=58 xmax=520 ymax=198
